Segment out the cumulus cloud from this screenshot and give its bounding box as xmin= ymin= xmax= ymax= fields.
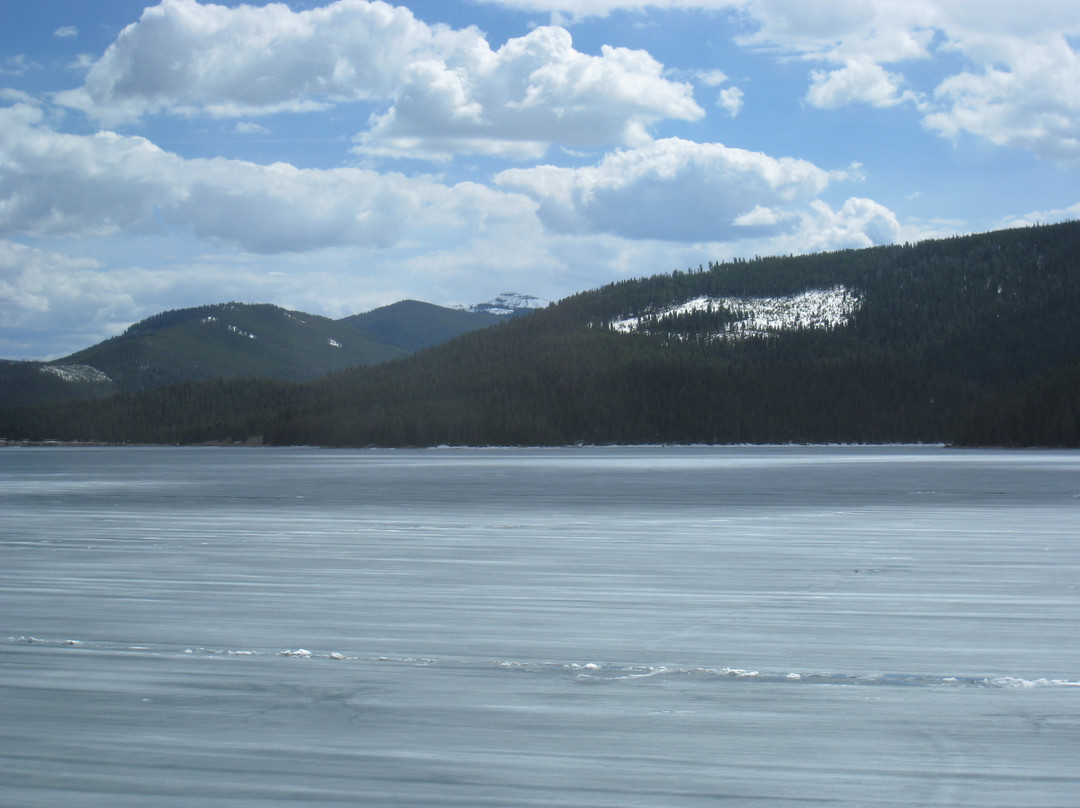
xmin=56 ymin=0 xmax=701 ymax=159
xmin=494 ymin=137 xmax=874 ymax=242
xmin=482 ymin=0 xmax=1080 ymax=165
xmin=0 ymin=241 xmax=99 ymax=318
xmin=923 ymin=39 xmax=1080 ymax=166
xmin=358 ymin=25 xmax=702 ymax=159
xmin=716 ymin=85 xmax=743 ymax=116
xmin=805 ymin=58 xmax=913 ymax=109
xmin=0 ymin=101 xmax=535 ymax=253
xmin=54 ymin=26 xmax=79 ymax=39
xmin=56 ymin=0 xmax=440 ymax=122
xmin=802 ymin=197 xmax=902 ymax=250
xmin=0 ymin=239 xmax=133 ymax=358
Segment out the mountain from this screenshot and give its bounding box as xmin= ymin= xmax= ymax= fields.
xmin=3 ymin=221 xmax=1079 ymax=446
xmin=0 ymin=298 xmax=514 ymax=411
xmin=455 ymin=292 xmax=549 ymax=316
xmin=0 ymin=360 xmax=118 ymax=411
xmin=65 ymin=302 xmax=407 ymax=387
xmin=338 ymin=299 xmax=508 ymax=353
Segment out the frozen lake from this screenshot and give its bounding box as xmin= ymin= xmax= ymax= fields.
xmin=2 ymin=445 xmax=1079 ymax=806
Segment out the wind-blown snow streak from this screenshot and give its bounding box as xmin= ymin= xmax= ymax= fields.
xmin=611 ymin=285 xmax=861 ymax=340
xmin=9 ymin=635 xmax=1078 ymax=690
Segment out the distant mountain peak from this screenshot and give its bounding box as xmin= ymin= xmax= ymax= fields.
xmin=456 ymin=292 xmax=548 ymax=316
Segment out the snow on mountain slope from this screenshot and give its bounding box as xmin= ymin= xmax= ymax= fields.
xmin=611 ymin=286 xmax=861 ymax=340
xmin=457 ymin=293 xmax=548 ymax=316
xmin=39 ymin=364 xmax=112 ymax=383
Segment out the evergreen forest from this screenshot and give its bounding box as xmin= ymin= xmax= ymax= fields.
xmin=3 ymin=221 xmax=1079 ymax=447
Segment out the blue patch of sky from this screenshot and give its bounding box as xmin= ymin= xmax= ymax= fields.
xmin=406 ymin=0 xmax=540 ymax=45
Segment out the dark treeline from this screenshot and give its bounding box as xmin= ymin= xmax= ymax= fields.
xmin=5 ymin=379 xmax=300 ymax=445
xmin=4 ymin=221 xmax=1079 ymax=447
xmin=952 ymin=361 xmax=1080 ymax=447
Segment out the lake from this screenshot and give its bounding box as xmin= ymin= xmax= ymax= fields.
xmin=2 ymin=445 xmax=1079 ymax=806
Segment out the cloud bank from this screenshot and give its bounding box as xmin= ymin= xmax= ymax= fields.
xmin=0 ymin=102 xmax=531 ymax=253
xmin=497 ymin=137 xmax=839 ymax=241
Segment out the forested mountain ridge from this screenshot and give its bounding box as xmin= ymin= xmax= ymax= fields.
xmin=3 ymin=221 xmax=1079 ymax=446
xmin=71 ymin=302 xmax=408 ymax=384
xmin=1 ymin=298 xmax=520 ymax=411
xmin=0 ymin=303 xmax=404 ymax=410
xmin=339 ymin=300 xmax=508 ymax=353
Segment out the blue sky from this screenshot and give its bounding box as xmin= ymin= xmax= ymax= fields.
xmin=2 ymin=0 xmax=1078 ymax=358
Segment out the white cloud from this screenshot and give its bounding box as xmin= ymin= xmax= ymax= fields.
xmin=692 ymin=68 xmax=742 ymax=117
xmin=57 ymin=0 xmax=701 ymax=159
xmin=357 ymin=25 xmax=702 ymax=159
xmin=0 ymin=102 xmax=534 ymax=254
xmin=495 ymin=136 xmax=870 ymax=242
xmin=801 ymin=197 xmax=902 ymax=250
xmin=923 ymin=39 xmax=1080 ymax=166
xmin=0 ymin=104 xmax=173 ymax=240
xmin=233 ymin=121 xmax=269 ymax=135
xmin=481 ymin=0 xmax=1080 ymax=165
xmin=56 ymin=0 xmax=441 ymax=123
xmin=751 ymin=0 xmax=1080 ymax=164
xmin=805 ymin=58 xmax=913 ymax=109
xmin=0 ymin=241 xmax=98 ymax=318
xmin=0 ymin=239 xmax=133 ymax=358
xmin=695 ymin=69 xmax=729 ymax=87
xmin=1 ymin=55 xmax=33 ymax=77
xmin=994 ymin=201 xmax=1080 ymax=230
xmin=716 ymin=85 xmax=743 ymax=116
xmin=54 ymin=26 xmax=79 ymax=39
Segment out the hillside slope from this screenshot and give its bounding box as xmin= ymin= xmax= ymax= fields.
xmin=0 ymin=360 xmax=118 ymax=410
xmin=1 ymin=299 xmax=516 ymax=411
xmin=62 ymin=303 xmax=407 ymax=390
xmin=259 ymin=221 xmax=1080 ymax=447
xmin=338 ymin=300 xmax=506 ymax=352
xmin=4 ymin=221 xmax=1078 ymax=446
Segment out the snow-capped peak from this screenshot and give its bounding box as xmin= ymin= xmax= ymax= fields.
xmin=456 ymin=292 xmax=548 ymax=316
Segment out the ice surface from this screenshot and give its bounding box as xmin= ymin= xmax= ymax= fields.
xmin=2 ymin=445 xmax=1079 ymax=807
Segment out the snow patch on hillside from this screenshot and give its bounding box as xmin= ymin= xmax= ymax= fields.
xmin=227 ymin=325 xmax=257 ymax=340
xmin=611 ymin=285 xmax=861 ymax=340
xmin=202 ymin=317 xmax=258 ymax=340
xmin=40 ymin=364 xmax=111 ymax=383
